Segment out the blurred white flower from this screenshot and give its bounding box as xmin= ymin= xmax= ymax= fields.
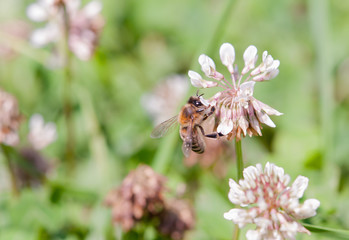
xmin=142 ymin=75 xmax=189 ymax=125
xmin=26 ymin=0 xmax=57 ymax=22
xmin=30 ymin=22 xmax=60 ymax=47
xmin=0 ymin=89 xmax=22 ymax=146
xmin=224 ymin=162 xmax=320 ymax=240
xmin=188 ymin=43 xmax=282 ymax=141
xmin=28 ymin=114 xmax=57 ymax=150
xmin=27 ymin=0 xmax=104 ymax=61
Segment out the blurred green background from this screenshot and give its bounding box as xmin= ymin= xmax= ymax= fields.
xmin=0 ymin=0 xmax=349 ymax=239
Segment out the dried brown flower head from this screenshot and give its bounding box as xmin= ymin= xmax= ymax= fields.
xmin=0 ymin=89 xmax=22 ymax=146
xmin=105 ymin=164 xmax=166 ymax=231
xmin=15 ymin=147 xmax=51 ymax=188
xmin=158 ymin=199 xmax=195 ymax=240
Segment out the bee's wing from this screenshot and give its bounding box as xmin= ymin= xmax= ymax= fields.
xmin=182 ymin=120 xmax=193 ymax=158
xmin=151 ymin=115 xmax=178 ymax=138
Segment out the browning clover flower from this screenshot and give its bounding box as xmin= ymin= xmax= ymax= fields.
xmin=28 ymin=114 xmax=57 ymax=150
xmin=0 ymin=89 xmax=22 ymax=146
xmin=188 ymin=43 xmax=282 ymax=141
xmin=27 ymin=0 xmax=104 ymax=61
xmin=158 ymin=199 xmax=195 ymax=240
xmin=105 ymin=164 xmax=166 ymax=231
xmin=224 ymin=162 xmax=320 ymax=240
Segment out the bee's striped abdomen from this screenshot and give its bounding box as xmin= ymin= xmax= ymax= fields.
xmin=191 ymin=141 xmax=204 ymax=154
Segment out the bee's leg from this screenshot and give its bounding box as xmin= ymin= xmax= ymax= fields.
xmin=202 ymin=106 xmax=216 ymax=121
xmin=209 ymin=106 xmax=215 ymax=115
xmin=205 ymin=132 xmax=224 ymax=139
xmin=197 ymin=125 xmax=223 ymax=139
xmin=197 ymin=125 xmax=206 ymax=135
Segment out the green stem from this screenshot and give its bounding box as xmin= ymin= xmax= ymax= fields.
xmin=62 ymin=3 xmax=75 ymax=171
xmin=308 ymin=0 xmax=333 ymax=166
xmin=303 ymin=223 xmax=349 ymax=239
xmin=233 ymin=225 xmax=240 ymax=240
xmin=1 ymin=144 xmax=19 ymax=197
xmin=151 ymin=0 xmax=237 ymax=174
xmin=233 ymin=140 xmax=243 ymax=240
xmin=235 ymin=140 xmax=243 ymax=180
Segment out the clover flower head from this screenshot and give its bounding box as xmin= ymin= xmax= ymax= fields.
xmin=224 ymin=162 xmax=320 ymax=240
xmin=188 ymin=43 xmax=282 ymax=141
xmin=28 ymin=114 xmax=57 ymax=150
xmin=0 ymin=89 xmax=22 ymax=146
xmin=105 ymin=164 xmax=166 ymax=231
xmin=27 ymin=0 xmax=104 ymax=61
xmin=68 ymin=0 xmax=104 ymax=60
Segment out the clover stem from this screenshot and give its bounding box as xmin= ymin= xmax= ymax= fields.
xmin=233 ymin=139 xmax=244 ymax=240
xmin=235 ymin=140 xmax=243 ymax=180
xmin=62 ymin=4 xmax=75 ymax=172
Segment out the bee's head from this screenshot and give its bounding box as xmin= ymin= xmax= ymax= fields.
xmin=188 ymin=96 xmax=203 ymax=107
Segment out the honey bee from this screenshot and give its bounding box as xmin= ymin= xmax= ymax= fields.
xmin=151 ymin=94 xmax=221 ymax=157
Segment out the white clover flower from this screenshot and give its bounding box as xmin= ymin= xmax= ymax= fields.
xmin=27 ymin=0 xmax=104 ymax=61
xmin=188 ymin=43 xmax=282 ymax=141
xmin=28 ymin=114 xmax=57 ymax=150
xmin=224 ymin=162 xmax=320 ymax=240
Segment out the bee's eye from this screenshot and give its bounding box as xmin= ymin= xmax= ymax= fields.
xmin=194 ymin=100 xmax=202 ymax=107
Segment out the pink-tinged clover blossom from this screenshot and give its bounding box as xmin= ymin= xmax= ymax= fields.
xmin=0 ymin=89 xmax=22 ymax=146
xmin=27 ymin=0 xmax=104 ymax=61
xmin=188 ymin=43 xmax=282 ymax=141
xmin=224 ymin=162 xmax=320 ymax=240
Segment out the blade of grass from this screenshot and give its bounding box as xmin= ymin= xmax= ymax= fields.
xmin=303 ymin=223 xmax=349 ymax=239
xmin=62 ymin=3 xmax=75 ymax=172
xmin=1 ymin=144 xmax=19 ymax=197
xmin=307 ymin=0 xmax=334 ymax=165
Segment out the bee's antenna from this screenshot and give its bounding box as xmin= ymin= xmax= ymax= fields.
xmin=195 ymin=90 xmax=204 ymax=97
